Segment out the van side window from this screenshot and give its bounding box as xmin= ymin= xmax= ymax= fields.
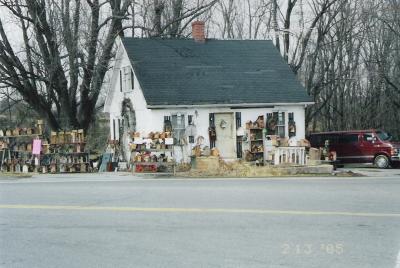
xmin=363 ymin=133 xmax=374 ymax=142
xmin=310 ymin=135 xmax=321 ymax=146
xmin=323 ymin=135 xmax=331 ymax=145
xmin=323 ymin=134 xmax=338 ymax=145
xmin=339 ymin=134 xmax=358 ymax=143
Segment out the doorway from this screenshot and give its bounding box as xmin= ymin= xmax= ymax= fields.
xmin=214 ymin=113 xmax=236 ymax=159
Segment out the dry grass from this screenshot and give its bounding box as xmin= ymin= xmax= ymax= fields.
xmin=0 ymin=172 xmax=33 ymax=179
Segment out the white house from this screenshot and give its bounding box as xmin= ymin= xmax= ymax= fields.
xmin=104 ymin=21 xmax=313 ymax=164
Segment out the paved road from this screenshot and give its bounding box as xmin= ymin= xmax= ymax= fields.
xmin=338 ymin=165 xmax=400 ymax=178
xmin=0 ymin=173 xmax=399 ymax=268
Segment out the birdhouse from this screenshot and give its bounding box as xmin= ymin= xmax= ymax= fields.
xmin=36 ymin=120 xmax=44 ymax=135
xmin=50 ymin=131 xmax=58 ymax=144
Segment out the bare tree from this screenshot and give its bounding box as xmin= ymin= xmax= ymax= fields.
xmin=299 ymin=0 xmax=400 ymax=138
xmin=272 ymin=0 xmax=280 ymax=50
xmin=149 ymin=0 xmax=218 ymax=37
xmin=216 ymin=0 xmax=237 ymax=39
xmin=212 ymin=0 xmax=272 ymax=40
xmin=0 ymin=0 xmax=132 ymax=131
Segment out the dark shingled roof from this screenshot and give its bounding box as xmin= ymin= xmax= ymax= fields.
xmin=121 ymin=38 xmax=312 ymax=106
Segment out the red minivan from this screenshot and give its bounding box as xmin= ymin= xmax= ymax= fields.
xmin=309 ymin=130 xmax=400 ymax=168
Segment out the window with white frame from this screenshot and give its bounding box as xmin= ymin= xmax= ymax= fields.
xmin=272 ymin=111 xmax=285 ymax=138
xmin=120 ymin=66 xmax=134 ymax=92
xmin=171 ymin=113 xmax=185 ymax=145
xmin=187 ymin=115 xmax=195 ymax=143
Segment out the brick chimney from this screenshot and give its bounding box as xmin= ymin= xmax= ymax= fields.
xmin=192 ymin=21 xmax=205 ymax=43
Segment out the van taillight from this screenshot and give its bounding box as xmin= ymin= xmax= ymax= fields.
xmin=390 ymin=148 xmax=396 ymax=156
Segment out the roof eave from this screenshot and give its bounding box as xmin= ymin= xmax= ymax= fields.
xmin=147 ymin=102 xmax=315 ymax=109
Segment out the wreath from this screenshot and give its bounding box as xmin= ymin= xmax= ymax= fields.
xmin=289 ymin=122 xmax=296 ymax=133
xmin=267 ymin=117 xmax=277 ymax=131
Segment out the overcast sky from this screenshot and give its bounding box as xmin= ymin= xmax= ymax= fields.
xmin=0 ymin=7 xmax=22 ymax=47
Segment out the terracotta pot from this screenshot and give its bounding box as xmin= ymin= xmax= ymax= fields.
xmin=245 ymin=121 xmax=252 ymax=129
xmin=12 ymin=128 xmax=20 ymax=136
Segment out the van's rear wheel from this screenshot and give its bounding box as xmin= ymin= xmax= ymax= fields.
xmin=374 ymin=155 xmax=389 ymax=169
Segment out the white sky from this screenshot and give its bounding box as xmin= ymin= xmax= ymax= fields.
xmin=0 ymin=7 xmax=23 ymax=48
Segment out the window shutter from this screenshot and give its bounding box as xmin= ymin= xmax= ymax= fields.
xmin=209 ymin=113 xmax=215 ymax=127
xmin=235 ymin=112 xmax=241 ymax=129
xmin=209 ymin=113 xmax=216 ymax=148
xmin=236 ymin=139 xmax=242 ymax=159
xmin=289 ymin=112 xmax=294 ymax=122
xmin=235 ymin=112 xmax=242 ymax=158
xmin=131 ymin=69 xmax=134 ymax=90
xmin=119 ymin=71 xmax=122 ymax=92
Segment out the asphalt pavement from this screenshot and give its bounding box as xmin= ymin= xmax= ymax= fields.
xmin=0 ymin=171 xmax=399 ymax=268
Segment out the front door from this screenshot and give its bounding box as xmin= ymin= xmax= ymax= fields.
xmin=214 ymin=113 xmax=236 ymax=159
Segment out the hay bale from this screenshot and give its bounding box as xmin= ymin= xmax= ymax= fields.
xmin=194 ymin=156 xmax=219 ymax=172
xmin=309 ymin=148 xmax=321 ymax=161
